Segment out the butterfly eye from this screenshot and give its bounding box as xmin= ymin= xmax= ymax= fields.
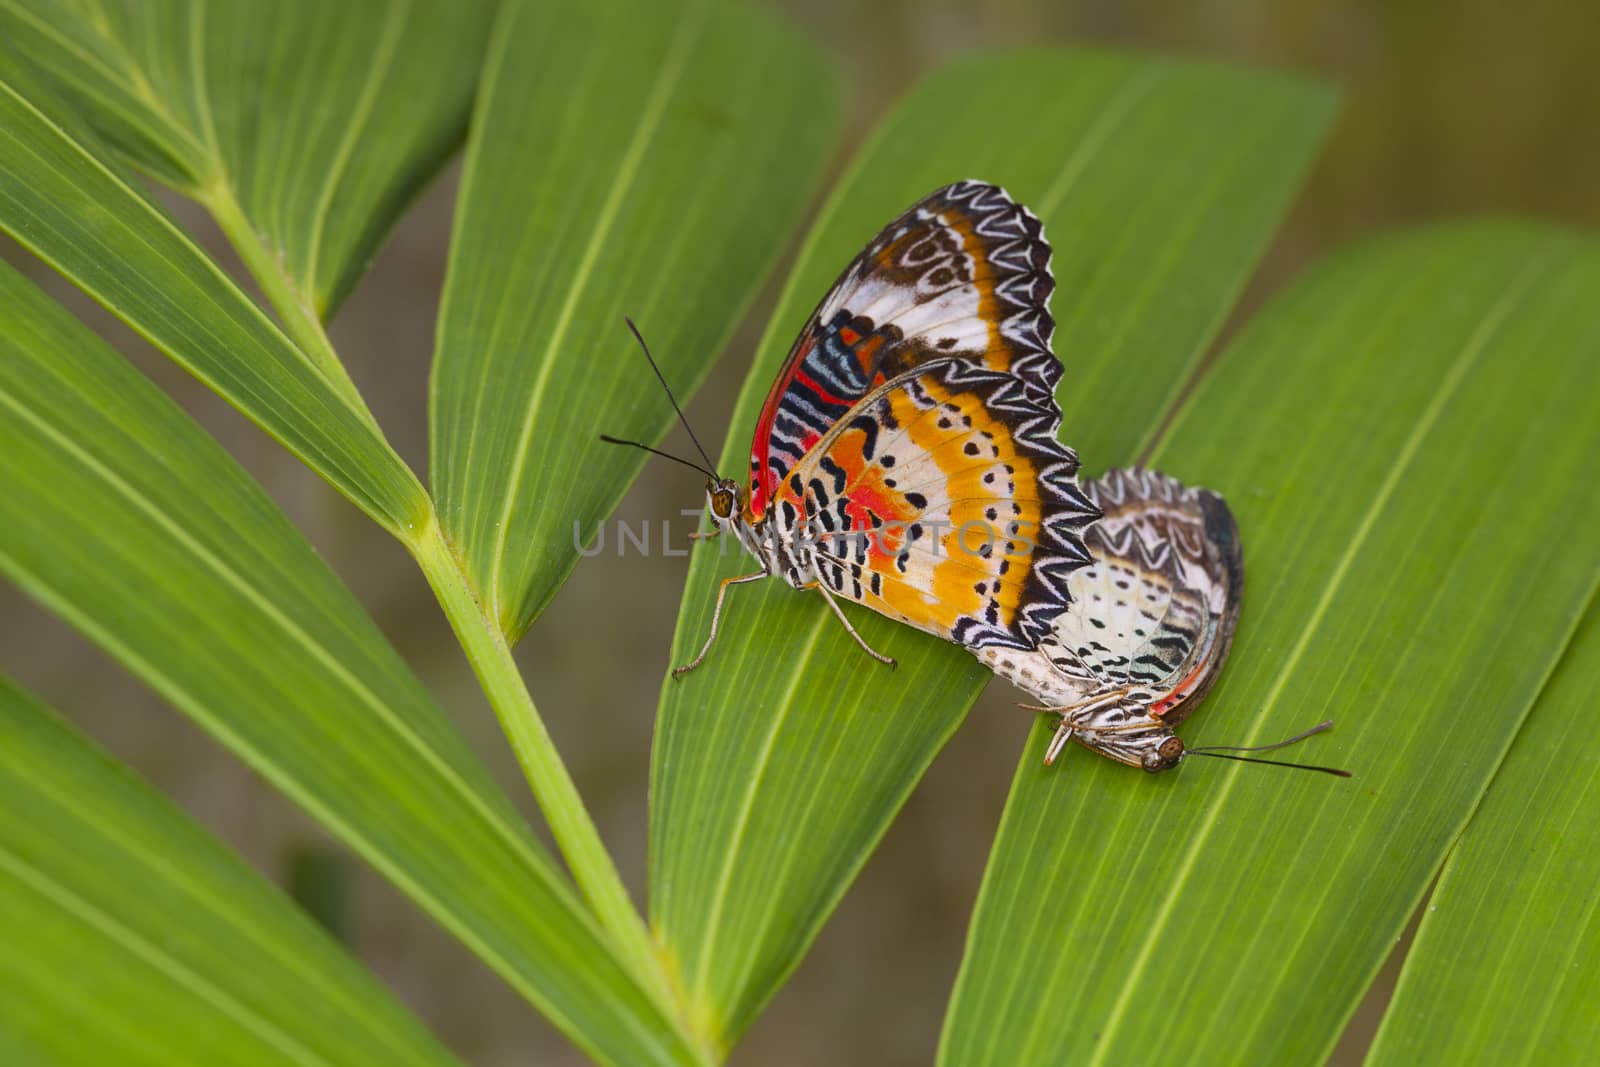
xmin=1143 ymin=737 xmax=1185 ymax=773
xmin=711 ymin=490 xmax=735 ymax=519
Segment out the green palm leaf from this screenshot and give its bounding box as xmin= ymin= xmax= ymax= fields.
xmin=0 ymin=676 xmax=463 ymax=1067
xmin=0 ymin=0 xmax=492 ymax=532
xmin=430 ymin=0 xmax=842 ymax=639
xmin=940 ymin=224 xmax=1600 ymax=1065
xmin=0 ymin=72 xmax=424 ymax=533
xmin=0 ymin=262 xmax=700 ymax=1067
xmin=649 ymin=49 xmax=1336 ymax=1052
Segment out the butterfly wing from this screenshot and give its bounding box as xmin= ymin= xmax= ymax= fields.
xmin=985 ymin=468 xmax=1243 ymax=719
xmin=748 ymin=181 xmax=1058 ymax=519
xmin=770 ymin=358 xmax=1098 ymax=652
xmin=970 ymin=468 xmax=1241 ymax=768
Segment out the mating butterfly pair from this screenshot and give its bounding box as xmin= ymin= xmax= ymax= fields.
xmin=612 ymin=181 xmax=1342 ymax=775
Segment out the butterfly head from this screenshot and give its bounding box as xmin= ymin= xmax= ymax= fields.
xmin=705 ymin=476 xmax=749 ymax=531
xmin=1142 ymin=735 xmax=1186 ymax=773
xmin=1049 ymin=717 xmax=1185 ymax=773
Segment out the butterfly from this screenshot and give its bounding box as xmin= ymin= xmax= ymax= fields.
xmin=976 ymin=467 xmax=1347 ymax=775
xmin=606 ymin=181 xmax=1101 ymax=675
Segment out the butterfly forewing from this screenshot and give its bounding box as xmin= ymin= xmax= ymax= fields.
xmin=672 ymin=181 xmax=1105 ymax=682
xmin=749 ymin=181 xmax=1060 ymax=519
xmin=775 ymin=357 xmax=1098 ymax=651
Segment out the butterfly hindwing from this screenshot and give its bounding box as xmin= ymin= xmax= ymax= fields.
xmin=749 ymin=181 xmax=1058 ymax=518
xmin=1045 ymin=469 xmax=1241 ymax=720
xmin=772 ymin=358 xmax=1098 ymax=651
xmin=981 ymin=468 xmax=1243 ymax=721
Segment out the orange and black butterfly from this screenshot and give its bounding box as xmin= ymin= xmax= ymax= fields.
xmin=610 ymin=181 xmax=1101 ymax=674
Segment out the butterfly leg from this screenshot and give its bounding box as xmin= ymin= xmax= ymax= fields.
xmin=1022 ymin=690 xmax=1133 ymax=767
xmin=1043 ymin=718 xmax=1075 ymax=766
xmin=811 ymin=580 xmax=897 ymax=669
xmin=687 ymin=529 xmax=722 ymax=542
xmin=1018 ymin=688 xmax=1129 ymax=717
xmin=672 ymin=570 xmax=769 ymax=677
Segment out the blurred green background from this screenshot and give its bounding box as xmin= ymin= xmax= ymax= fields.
xmin=2 ymin=0 xmax=1594 ymax=1063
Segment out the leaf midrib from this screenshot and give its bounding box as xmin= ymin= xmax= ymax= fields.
xmin=687 ymin=608 xmax=830 ymax=1021
xmin=300 ymin=0 xmax=409 ymax=308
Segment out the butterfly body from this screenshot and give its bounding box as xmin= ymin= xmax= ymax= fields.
xmin=977 ymin=467 xmax=1243 ymax=771
xmin=679 ymin=181 xmax=1101 ymax=674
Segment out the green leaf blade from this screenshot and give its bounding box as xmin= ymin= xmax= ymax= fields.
xmin=649 ymin=49 xmax=1335 ymax=1050
xmin=940 ymin=224 xmax=1600 ymax=1065
xmin=429 ymin=0 xmax=844 ymax=639
xmin=0 ymin=0 xmax=205 ymax=188
xmin=0 ymin=0 xmax=495 ymax=317
xmin=0 ymin=676 xmax=464 ymax=1067
xmin=0 ymin=76 xmax=427 ymax=535
xmin=0 ymin=263 xmax=698 ymax=1067
xmin=1366 ymin=615 xmax=1600 ymax=1063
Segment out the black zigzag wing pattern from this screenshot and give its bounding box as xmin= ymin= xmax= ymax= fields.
xmin=748 ymin=180 xmax=1062 ymax=520
xmin=931 ymin=358 xmax=1099 ymax=650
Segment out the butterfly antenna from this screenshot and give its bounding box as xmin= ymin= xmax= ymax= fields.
xmin=1182 ymin=751 xmax=1351 ymax=776
xmin=625 ymin=317 xmax=721 ymax=479
xmin=1185 ymin=720 xmax=1351 ymax=777
xmin=597 ymin=434 xmax=715 ymax=480
xmin=1189 ymin=719 xmax=1336 ymax=754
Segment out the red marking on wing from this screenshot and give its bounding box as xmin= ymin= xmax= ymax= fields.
xmin=1149 ymin=656 xmax=1213 ymax=718
xmin=841 ymin=483 xmax=912 ymax=565
xmin=749 ymin=334 xmax=818 ymax=517
xmin=826 ymin=431 xmax=921 ymax=566
xmin=793 ymin=367 xmax=852 ymax=407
